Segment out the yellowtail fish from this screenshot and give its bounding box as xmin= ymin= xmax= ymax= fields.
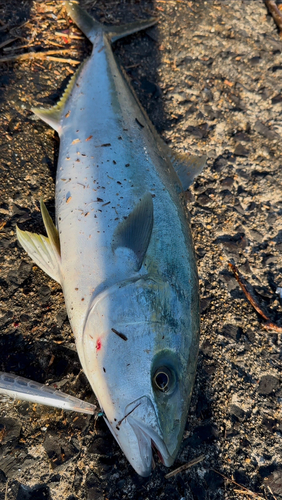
xmin=15 ymin=1 xmax=206 ymax=476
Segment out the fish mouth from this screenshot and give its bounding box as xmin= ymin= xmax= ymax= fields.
xmin=127 ymin=414 xmax=172 ymax=470
xmin=104 ymin=396 xmax=173 ymax=477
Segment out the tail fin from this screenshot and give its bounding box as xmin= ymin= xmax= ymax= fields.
xmin=64 ymin=1 xmax=157 ymax=44
xmin=64 ymin=1 xmax=102 ymax=43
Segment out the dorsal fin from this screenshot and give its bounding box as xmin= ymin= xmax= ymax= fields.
xmin=168 ymin=152 xmax=207 ymax=191
xmin=112 ymin=193 xmax=154 ymax=271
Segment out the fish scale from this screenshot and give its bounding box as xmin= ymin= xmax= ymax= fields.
xmin=13 ymin=1 xmax=206 ymax=476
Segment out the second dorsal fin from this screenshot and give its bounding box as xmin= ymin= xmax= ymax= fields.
xmin=32 ymin=61 xmax=86 ymax=135
xmin=167 ymin=151 xmax=207 ymax=191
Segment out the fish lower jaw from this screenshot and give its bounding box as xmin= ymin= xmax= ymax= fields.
xmin=127 ymin=416 xmax=172 ymax=475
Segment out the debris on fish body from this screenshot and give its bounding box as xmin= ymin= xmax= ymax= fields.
xmin=16 ymin=1 xmax=206 ymax=476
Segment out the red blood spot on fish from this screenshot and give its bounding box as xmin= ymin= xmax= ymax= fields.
xmin=96 ymin=338 xmax=102 ymax=351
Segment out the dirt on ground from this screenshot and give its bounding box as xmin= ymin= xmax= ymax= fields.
xmin=0 ymin=0 xmax=282 ymax=499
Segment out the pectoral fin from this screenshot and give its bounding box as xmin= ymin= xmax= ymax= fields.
xmin=16 ymin=200 xmax=61 ymax=284
xmin=112 ymin=193 xmax=154 ymax=270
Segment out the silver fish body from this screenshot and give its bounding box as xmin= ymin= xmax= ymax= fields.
xmin=16 ymin=1 xmax=204 ymax=476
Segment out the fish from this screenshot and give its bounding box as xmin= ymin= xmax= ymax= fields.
xmin=15 ymin=1 xmax=206 ymax=476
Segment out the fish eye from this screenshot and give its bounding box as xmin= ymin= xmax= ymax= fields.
xmin=153 ymin=366 xmax=173 ymax=393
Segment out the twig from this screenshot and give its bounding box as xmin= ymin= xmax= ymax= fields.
xmin=4 ymin=43 xmax=32 ymax=52
xmin=228 ymin=261 xmax=282 ymax=333
xmin=267 ymin=484 xmax=278 ymax=500
xmin=0 ymin=23 xmax=9 ymax=32
xmin=234 ymin=490 xmax=264 ymax=498
xmin=47 ymin=40 xmax=65 ymax=48
xmin=165 ymin=454 xmax=205 ymax=479
xmin=55 ymin=31 xmax=84 ymax=40
xmin=228 ymin=262 xmax=269 ymax=321
xmin=0 ymin=49 xmax=80 ymax=65
xmin=212 ymin=469 xmax=266 ymax=500
xmin=262 ymin=321 xmax=282 ymax=333
xmin=0 ymin=38 xmax=18 ymax=50
xmin=5 ymin=479 xmax=8 ymax=500
xmin=156 ymin=0 xmax=187 ymax=3
xmin=264 ymin=0 xmax=282 ymax=33
xmin=44 ymin=56 xmax=80 ymax=64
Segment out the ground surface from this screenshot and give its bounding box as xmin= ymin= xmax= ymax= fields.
xmin=0 ymin=0 xmax=282 ymax=499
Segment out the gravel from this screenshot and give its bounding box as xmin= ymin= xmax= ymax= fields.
xmin=0 ymin=0 xmax=282 ymax=499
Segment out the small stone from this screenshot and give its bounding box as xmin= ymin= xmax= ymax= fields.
xmin=56 ymin=308 xmax=67 ymax=328
xmin=233 ymin=132 xmax=250 ymax=142
xmin=267 ymin=212 xmax=276 ymax=226
xmin=264 ymin=468 xmax=282 ymax=496
xmin=261 ymin=414 xmax=277 ymax=432
xmin=220 ymin=176 xmax=234 ymax=188
xmin=200 ymin=339 xmax=213 ymax=357
xmin=43 ymin=432 xmax=79 ymax=467
xmin=233 ymin=469 xmax=249 ymax=486
xmin=87 ymin=487 xmax=104 ymax=500
xmin=196 ymin=246 xmax=206 ymax=259
xmin=197 ymin=193 xmax=212 ymax=206
xmin=0 ymin=417 xmax=21 ymax=444
xmin=248 ymin=229 xmax=263 ymax=243
xmin=272 ymin=94 xmax=282 ymax=104
xmin=0 ymin=311 xmax=13 ymax=327
xmin=254 ymin=121 xmax=278 ymax=141
xmin=234 ymin=143 xmax=249 ymax=156
xmin=38 ymin=285 xmax=51 ymax=303
xmin=229 ymin=397 xmax=245 ymax=421
xmin=88 ymin=436 xmax=113 ymax=456
xmin=259 ymin=463 xmax=277 ymax=479
xmin=221 ymin=323 xmax=242 ymax=341
xmin=219 ymin=271 xmax=238 ymax=292
xmin=220 ymin=189 xmax=235 ymax=204
xmin=186 ymin=123 xmax=209 ymax=139
xmin=258 ymin=374 xmax=280 ymax=395
xmin=16 ymin=484 xmax=51 ymax=500
xmin=249 ymin=56 xmax=261 ymax=65
xmin=200 ymin=297 xmax=212 ymax=313
xmin=212 ymin=157 xmax=228 ymax=172
xmin=216 ymin=232 xmax=247 ymax=255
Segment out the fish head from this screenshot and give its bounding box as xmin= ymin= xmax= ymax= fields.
xmin=82 ymin=277 xmax=199 ymax=476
